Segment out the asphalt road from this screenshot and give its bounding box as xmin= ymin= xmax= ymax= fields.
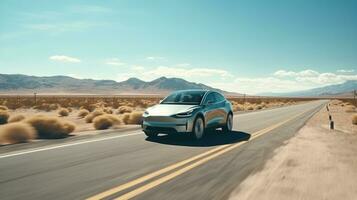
xmin=0 ymin=100 xmax=326 ymax=200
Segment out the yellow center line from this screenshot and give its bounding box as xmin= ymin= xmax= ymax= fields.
xmin=88 ymin=108 xmax=313 ymax=200
xmin=86 ymin=144 xmax=230 ymax=200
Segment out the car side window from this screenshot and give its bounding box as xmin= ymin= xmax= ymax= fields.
xmin=204 ymin=93 xmax=216 ymax=104
xmin=213 ymin=92 xmax=225 ymax=102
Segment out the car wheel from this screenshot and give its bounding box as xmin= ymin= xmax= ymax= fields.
xmin=192 ymin=117 xmax=205 ymax=140
xmin=222 ymin=113 xmax=233 ymax=133
xmin=144 ymin=131 xmax=158 ymax=138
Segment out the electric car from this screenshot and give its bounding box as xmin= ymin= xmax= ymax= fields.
xmin=142 ymin=90 xmax=233 ymax=140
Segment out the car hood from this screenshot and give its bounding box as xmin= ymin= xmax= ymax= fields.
xmin=146 ymin=104 xmax=200 ymax=116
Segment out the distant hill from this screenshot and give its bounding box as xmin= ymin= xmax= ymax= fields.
xmin=260 ymin=80 xmax=357 ymax=97
xmin=0 ymin=74 xmax=239 ymax=96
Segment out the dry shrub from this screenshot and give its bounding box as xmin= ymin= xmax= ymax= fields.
xmin=26 ymin=116 xmax=76 ymax=139
xmin=103 ymin=108 xmax=113 ymax=114
xmin=85 ymin=109 xmax=104 ymax=123
xmin=120 ymin=113 xmax=130 ymax=124
xmin=0 ymin=105 xmax=8 ymax=110
xmin=353 ymin=114 xmax=357 ymax=125
xmin=78 ymin=109 xmax=89 ymax=118
xmin=117 ymin=106 xmax=133 ymax=114
xmin=93 ymin=114 xmax=123 ymax=130
xmin=0 ymin=110 xmax=10 ymax=124
xmin=232 ymin=104 xmax=244 ymax=112
xmin=247 ymin=105 xmax=254 ymax=110
xmin=0 ymin=122 xmax=36 ymax=144
xmin=8 ymin=114 xmax=26 ymax=123
xmin=67 ymin=107 xmax=73 ymax=112
xmin=58 ymin=108 xmax=69 ymax=116
xmin=49 ymin=104 xmax=59 ymax=110
xmin=345 ymin=105 xmax=356 ymax=113
xmin=122 ymin=111 xmax=143 ymax=125
xmin=256 ymin=105 xmax=263 ymax=110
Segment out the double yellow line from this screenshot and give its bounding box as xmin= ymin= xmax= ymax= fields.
xmin=87 ymin=109 xmax=312 ymax=200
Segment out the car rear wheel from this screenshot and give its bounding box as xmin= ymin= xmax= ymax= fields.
xmin=144 ymin=131 xmax=158 ymax=138
xmin=222 ymin=113 xmax=233 ymax=133
xmin=192 ymin=117 xmax=205 ymax=140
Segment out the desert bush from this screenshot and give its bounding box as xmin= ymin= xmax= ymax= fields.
xmin=0 ymin=122 xmax=36 ymax=144
xmin=123 ymin=111 xmax=143 ymax=125
xmin=247 ymin=105 xmax=254 ymax=110
xmin=78 ymin=109 xmax=89 ymax=118
xmin=58 ymin=108 xmax=69 ymax=116
xmin=67 ymin=107 xmax=73 ymax=112
xmin=93 ymin=114 xmax=123 ymax=130
xmin=8 ymin=114 xmax=26 ymax=123
xmin=120 ymin=113 xmax=131 ymax=124
xmin=353 ymin=114 xmax=357 ymax=125
xmin=232 ymin=104 xmax=244 ymax=112
xmin=345 ymin=105 xmax=356 ymax=113
xmin=0 ymin=110 xmax=10 ymax=124
xmin=117 ymin=106 xmax=133 ymax=114
xmin=26 ymin=116 xmax=75 ymax=139
xmin=0 ymin=105 xmax=8 ymax=110
xmin=103 ymin=107 xmax=113 ymax=114
xmin=256 ymin=105 xmax=263 ymax=110
xmin=85 ymin=109 xmax=104 ymax=123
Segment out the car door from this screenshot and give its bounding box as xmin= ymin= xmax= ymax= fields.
xmin=203 ymin=92 xmax=220 ymax=128
xmin=212 ymin=92 xmax=228 ymax=125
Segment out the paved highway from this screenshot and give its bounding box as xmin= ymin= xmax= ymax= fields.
xmin=0 ymin=100 xmax=326 ymax=200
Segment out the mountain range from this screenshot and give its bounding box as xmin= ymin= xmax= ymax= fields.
xmin=260 ymin=80 xmax=357 ymax=97
xmin=0 ymin=74 xmax=239 ymax=95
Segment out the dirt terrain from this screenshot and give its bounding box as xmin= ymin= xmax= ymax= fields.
xmin=229 ymin=100 xmax=357 ymax=200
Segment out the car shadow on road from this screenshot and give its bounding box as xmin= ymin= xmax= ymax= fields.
xmin=145 ymin=130 xmax=251 ymax=147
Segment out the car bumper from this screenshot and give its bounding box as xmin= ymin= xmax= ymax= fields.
xmin=142 ymin=115 xmax=195 ymax=133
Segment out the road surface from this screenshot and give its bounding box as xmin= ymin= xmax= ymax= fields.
xmin=0 ymin=100 xmax=326 ymax=200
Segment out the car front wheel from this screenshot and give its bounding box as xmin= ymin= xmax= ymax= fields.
xmin=192 ymin=117 xmax=205 ymax=140
xmin=222 ymin=113 xmax=233 ymax=133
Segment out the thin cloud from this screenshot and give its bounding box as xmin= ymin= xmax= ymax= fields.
xmin=146 ymin=56 xmax=165 ymax=61
xmin=105 ymin=58 xmax=125 ymax=66
xmin=337 ymin=69 xmax=355 ymax=73
xmin=49 ymin=55 xmax=81 ymax=63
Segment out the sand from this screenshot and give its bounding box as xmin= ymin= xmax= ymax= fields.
xmin=229 ymin=100 xmax=357 ymax=200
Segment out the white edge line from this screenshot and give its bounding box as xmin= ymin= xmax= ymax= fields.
xmin=0 ymin=132 xmax=142 ymax=159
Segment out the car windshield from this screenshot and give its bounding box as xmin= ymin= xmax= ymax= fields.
xmin=161 ymin=91 xmax=206 ymax=105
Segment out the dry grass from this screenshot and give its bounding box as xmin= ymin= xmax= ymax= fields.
xmin=117 ymin=106 xmax=133 ymax=114
xmin=345 ymin=105 xmax=356 ymax=113
xmin=8 ymin=114 xmax=26 ymax=123
xmin=0 ymin=110 xmax=10 ymax=124
xmin=0 ymin=105 xmax=8 ymax=110
xmin=121 ymin=111 xmax=143 ymax=125
xmin=26 ymin=115 xmax=76 ymax=139
xmin=78 ymin=109 xmax=89 ymax=118
xmin=0 ymin=122 xmax=36 ymax=144
xmin=85 ymin=109 xmax=104 ymax=123
xmin=353 ymin=114 xmax=357 ymax=125
xmin=58 ymin=108 xmax=70 ymax=116
xmin=93 ymin=114 xmax=123 ymax=130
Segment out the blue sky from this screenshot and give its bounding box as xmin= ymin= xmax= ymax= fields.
xmin=0 ymin=0 xmax=356 ymax=94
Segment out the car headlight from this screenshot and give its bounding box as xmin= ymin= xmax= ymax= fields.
xmin=174 ymin=109 xmax=195 ymax=118
xmin=143 ymin=110 xmax=149 ymax=117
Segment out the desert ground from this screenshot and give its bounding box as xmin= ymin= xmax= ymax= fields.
xmin=229 ymin=99 xmax=357 ymax=200
xmin=0 ymin=95 xmax=314 ymax=145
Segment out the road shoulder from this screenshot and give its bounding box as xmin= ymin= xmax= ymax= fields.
xmin=229 ymin=100 xmax=357 ymax=200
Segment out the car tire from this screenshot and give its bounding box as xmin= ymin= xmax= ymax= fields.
xmin=144 ymin=131 xmax=158 ymax=138
xmin=192 ymin=116 xmax=205 ymax=140
xmin=222 ymin=113 xmax=233 ymax=133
